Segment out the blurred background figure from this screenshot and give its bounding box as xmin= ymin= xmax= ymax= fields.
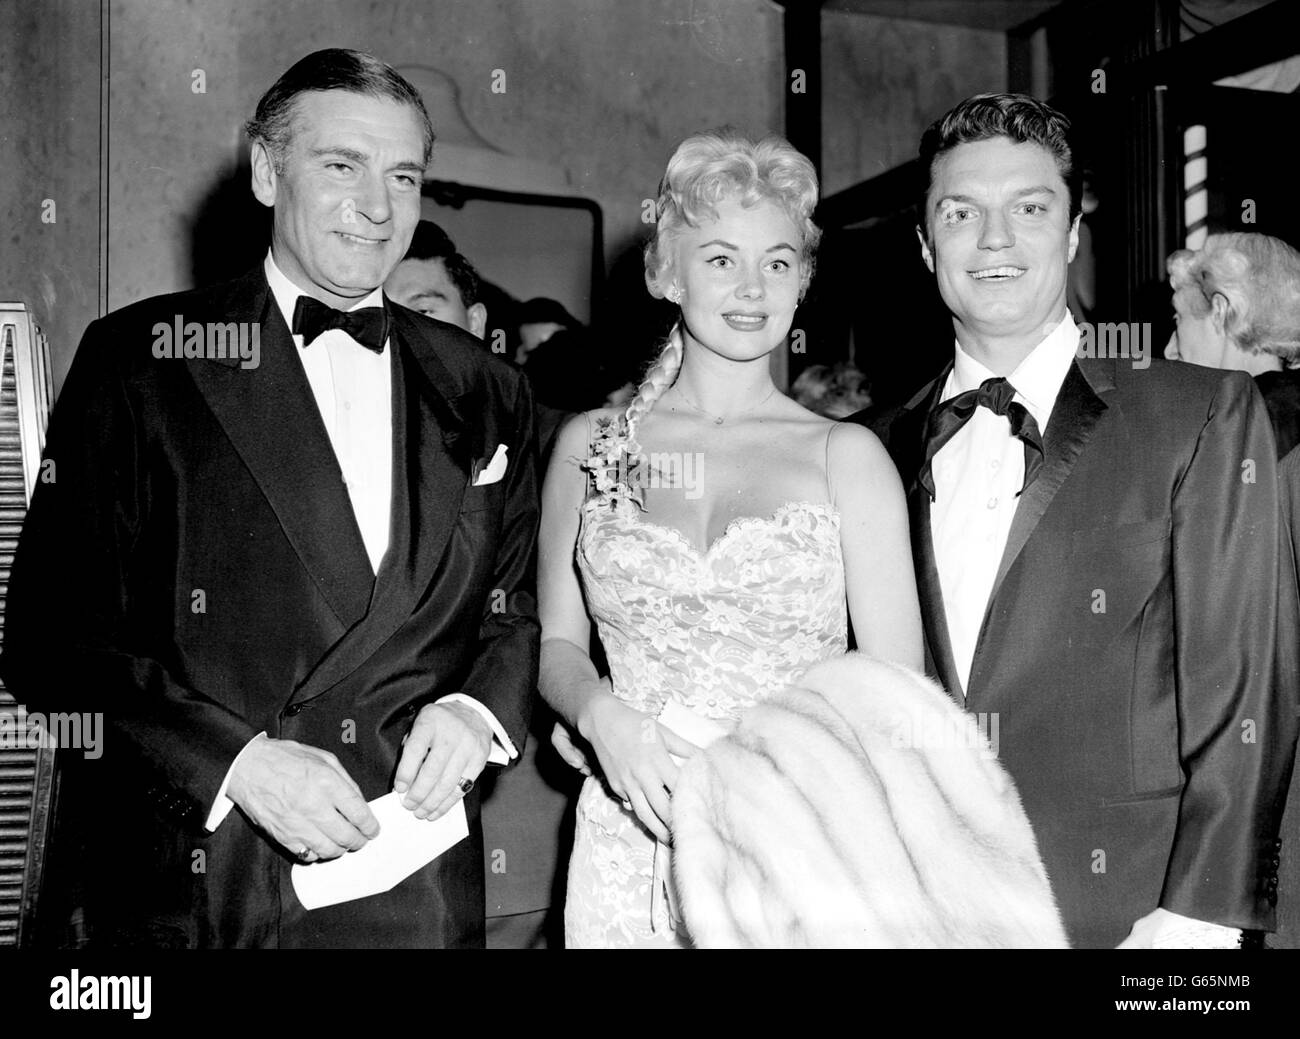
xmin=386 ymin=220 xmax=488 ymax=339
xmin=1166 ymin=231 xmax=1300 ymax=459
xmin=1065 ymin=166 xmax=1099 ymax=326
xmin=790 ymin=361 xmax=873 ymax=419
xmin=515 ymin=296 xmax=575 ymax=367
xmin=515 ymin=296 xmax=612 ymax=417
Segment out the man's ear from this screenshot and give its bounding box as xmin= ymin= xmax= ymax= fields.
xmin=468 ymin=302 xmax=488 ymax=341
xmin=916 ymin=225 xmax=935 ymax=274
xmin=1067 ymin=212 xmax=1081 ymax=263
xmin=249 ymin=141 xmax=278 ymax=208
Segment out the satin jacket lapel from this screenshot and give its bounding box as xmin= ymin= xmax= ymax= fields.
xmin=895 ymin=369 xmax=965 ymax=701
xmin=183 ymin=269 xmax=374 ymax=630
xmin=287 ymin=309 xmax=472 ymax=707
xmin=966 ymin=358 xmax=1112 ymax=697
xmin=988 ymin=358 xmax=1112 ymax=599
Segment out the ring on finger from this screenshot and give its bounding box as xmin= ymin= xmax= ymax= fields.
xmin=295 ymin=845 xmax=316 ymax=863
xmin=457 ymin=776 xmax=475 ymax=796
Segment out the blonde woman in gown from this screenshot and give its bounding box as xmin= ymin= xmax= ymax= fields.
xmin=537 ymin=130 xmax=924 ymax=948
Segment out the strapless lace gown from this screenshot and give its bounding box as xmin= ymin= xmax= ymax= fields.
xmin=565 ymin=423 xmax=847 ymax=948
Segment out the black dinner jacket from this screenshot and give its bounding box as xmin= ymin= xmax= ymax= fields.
xmin=849 ymin=352 xmax=1293 ymax=947
xmin=0 ymin=265 xmax=540 ymax=948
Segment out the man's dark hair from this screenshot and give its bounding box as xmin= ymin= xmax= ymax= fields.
xmin=517 ymin=297 xmax=578 ymax=330
xmin=402 ymin=220 xmax=481 ymax=307
xmin=246 ymin=48 xmax=435 ymax=173
xmin=917 ymin=92 xmax=1082 ymax=238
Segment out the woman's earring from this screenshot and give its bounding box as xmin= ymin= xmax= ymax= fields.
xmin=667 ymin=286 xmax=681 ymax=304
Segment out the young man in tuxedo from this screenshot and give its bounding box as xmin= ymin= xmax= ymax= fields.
xmin=849 ymin=93 xmax=1293 ymax=948
xmin=1 ymin=49 xmax=539 ymax=948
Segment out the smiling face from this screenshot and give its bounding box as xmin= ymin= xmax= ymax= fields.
xmin=920 ymin=136 xmax=1079 ymax=357
xmin=668 ymin=197 xmax=803 ymax=363
xmin=251 ymin=90 xmax=427 ymax=309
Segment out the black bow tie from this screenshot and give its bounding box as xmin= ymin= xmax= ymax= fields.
xmin=918 ymin=376 xmax=1044 ymax=501
xmin=291 ymin=295 xmax=389 ymax=353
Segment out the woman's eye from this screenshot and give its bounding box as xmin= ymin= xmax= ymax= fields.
xmin=708 ymin=255 xmax=733 ymax=268
xmin=768 ymin=259 xmax=791 ymax=273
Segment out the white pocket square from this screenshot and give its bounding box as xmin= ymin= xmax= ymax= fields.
xmin=472 ymin=443 xmax=509 ymax=486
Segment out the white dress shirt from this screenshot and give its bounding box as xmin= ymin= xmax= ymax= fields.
xmin=204 ymin=253 xmax=515 ymax=832
xmin=930 ymin=311 xmax=1079 ymax=693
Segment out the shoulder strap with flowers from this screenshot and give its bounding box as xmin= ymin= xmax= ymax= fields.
xmin=580 ymin=411 xmax=644 ymax=511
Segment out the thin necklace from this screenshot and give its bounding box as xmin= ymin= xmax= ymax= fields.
xmin=672 ymin=384 xmax=778 ymax=425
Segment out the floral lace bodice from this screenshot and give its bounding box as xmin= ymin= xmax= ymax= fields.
xmin=576 ymin=415 xmax=848 ymax=724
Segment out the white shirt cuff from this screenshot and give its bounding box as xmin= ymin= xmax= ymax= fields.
xmin=1153 ymin=911 xmax=1241 ymax=949
xmin=204 ymin=732 xmax=268 ymax=832
xmin=435 ymin=694 xmax=516 ymax=765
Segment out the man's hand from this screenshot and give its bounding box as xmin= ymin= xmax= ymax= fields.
xmin=394 ymin=702 xmax=493 ymax=821
xmin=226 ymin=737 xmax=380 ymax=861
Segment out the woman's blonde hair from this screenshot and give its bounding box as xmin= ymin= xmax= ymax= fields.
xmin=624 ymin=128 xmax=820 ymax=456
xmin=1167 ymin=232 xmax=1300 ymax=363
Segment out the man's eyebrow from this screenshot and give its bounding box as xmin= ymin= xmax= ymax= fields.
xmin=934 ymin=185 xmax=1058 ymax=208
xmin=309 ymin=146 xmax=369 ymax=163
xmin=308 ymin=148 xmax=424 ymax=173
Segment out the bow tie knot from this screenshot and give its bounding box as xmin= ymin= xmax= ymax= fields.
xmin=918 ymin=376 xmax=1045 ymax=501
xmin=974 ymin=376 xmax=1018 ymax=417
xmin=292 ymin=295 xmax=389 ymax=353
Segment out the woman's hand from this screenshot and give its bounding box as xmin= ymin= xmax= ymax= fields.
xmin=578 ymin=691 xmax=701 ymax=843
xmin=551 ymin=721 xmax=592 ymax=776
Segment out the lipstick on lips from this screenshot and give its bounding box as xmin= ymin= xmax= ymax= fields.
xmin=722 ymin=311 xmax=768 ymax=331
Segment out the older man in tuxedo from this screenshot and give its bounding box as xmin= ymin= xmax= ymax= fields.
xmin=1 ymin=48 xmax=539 ymax=948
xmin=850 ymin=93 xmax=1293 ymax=948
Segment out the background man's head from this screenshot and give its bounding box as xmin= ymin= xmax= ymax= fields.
xmin=385 ymin=220 xmax=487 ymax=338
xmin=917 ymin=93 xmax=1082 ymax=351
xmin=246 ymin=49 xmax=435 ymax=310
xmin=515 ymin=297 xmax=578 ymax=366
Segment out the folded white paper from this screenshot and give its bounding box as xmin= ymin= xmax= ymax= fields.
xmin=657 ymin=699 xmax=729 ymax=765
xmin=290 ymin=792 xmax=469 ymax=910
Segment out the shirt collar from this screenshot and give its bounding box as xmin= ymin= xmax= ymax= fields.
xmin=948 ymin=310 xmax=1079 ymax=423
xmin=263 ymin=250 xmax=386 ymax=340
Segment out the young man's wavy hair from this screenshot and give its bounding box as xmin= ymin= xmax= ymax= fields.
xmin=917 ymin=93 xmax=1082 ymax=242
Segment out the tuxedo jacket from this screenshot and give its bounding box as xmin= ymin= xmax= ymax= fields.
xmin=850 ymin=354 xmax=1294 ymax=947
xmin=0 ymin=266 xmax=540 ymax=948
